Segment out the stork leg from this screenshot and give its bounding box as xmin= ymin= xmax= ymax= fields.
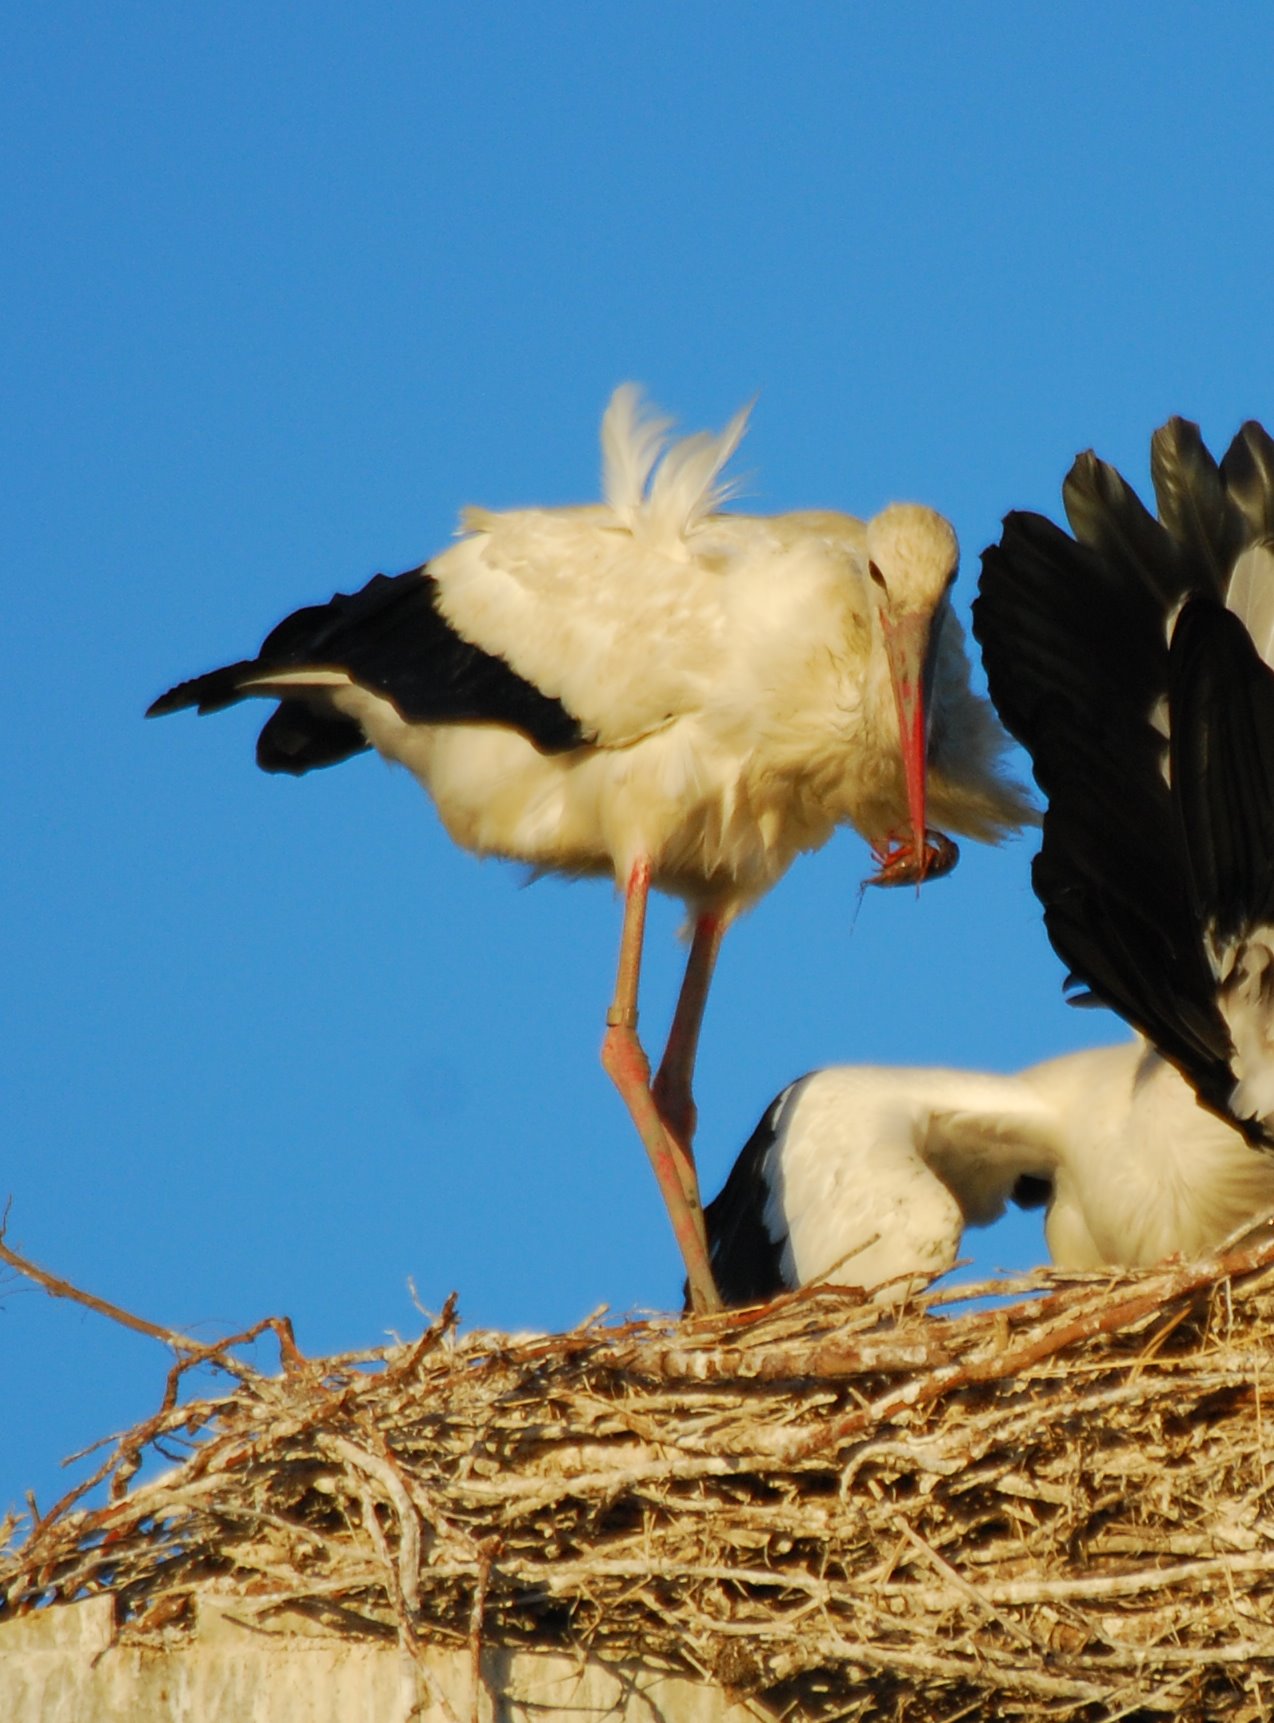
xmin=601 ymin=861 xmax=722 ymax=1314
xmin=652 ymin=912 xmax=725 ymax=1158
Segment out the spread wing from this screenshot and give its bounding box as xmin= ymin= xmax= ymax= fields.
xmin=975 ymin=417 xmax=1274 ymax=1143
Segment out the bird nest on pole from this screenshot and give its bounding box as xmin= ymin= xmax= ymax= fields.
xmin=4 ymin=1232 xmax=1274 ymax=1722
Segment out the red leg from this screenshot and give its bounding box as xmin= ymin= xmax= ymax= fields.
xmin=600 ymin=862 xmax=721 ymax=1314
xmin=652 ymin=912 xmax=724 ymax=1162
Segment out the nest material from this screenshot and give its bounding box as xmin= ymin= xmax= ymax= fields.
xmin=6 ymin=1234 xmax=1274 ymax=1722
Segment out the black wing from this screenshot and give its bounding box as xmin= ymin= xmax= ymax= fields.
xmin=974 ymin=419 xmax=1274 ymax=1143
xmin=695 ymin=1088 xmax=797 ymax=1310
xmin=148 ymin=566 xmax=590 ymax=771
xmin=1171 ymin=596 xmax=1274 ymax=1044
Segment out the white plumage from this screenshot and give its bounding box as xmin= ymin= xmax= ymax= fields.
xmin=150 ymin=386 xmax=1034 ymax=1310
xmin=707 ymin=1040 xmax=1274 ymax=1305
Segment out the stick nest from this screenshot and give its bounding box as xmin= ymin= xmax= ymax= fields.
xmin=6 ymin=1234 xmax=1274 ymax=1722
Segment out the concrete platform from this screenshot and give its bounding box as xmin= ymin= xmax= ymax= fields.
xmin=0 ymin=1596 xmax=766 ymax=1721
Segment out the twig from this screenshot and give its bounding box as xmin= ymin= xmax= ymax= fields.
xmin=0 ymin=1230 xmax=198 ymax=1350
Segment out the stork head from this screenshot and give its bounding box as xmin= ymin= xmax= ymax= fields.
xmin=864 ymin=504 xmax=959 ymax=875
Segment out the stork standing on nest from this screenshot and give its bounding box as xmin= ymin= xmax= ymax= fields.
xmin=705 ymin=416 xmax=1274 ymax=1306
xmin=149 ymin=385 xmax=1034 ymax=1310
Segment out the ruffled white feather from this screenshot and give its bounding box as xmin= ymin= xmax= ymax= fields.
xmin=601 ymin=384 xmax=752 ymax=542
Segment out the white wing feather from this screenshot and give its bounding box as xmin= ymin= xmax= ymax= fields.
xmin=1225 ymin=541 xmax=1274 ymax=670
xmin=769 ymin=1068 xmax=1060 ymax=1293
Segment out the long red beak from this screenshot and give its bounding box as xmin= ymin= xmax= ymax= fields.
xmin=881 ymin=610 xmax=938 ymax=876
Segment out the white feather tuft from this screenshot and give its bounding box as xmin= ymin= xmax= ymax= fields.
xmin=601 ymin=385 xmax=673 ymax=522
xmin=644 ymin=399 xmax=752 ymax=540
xmin=600 ymin=384 xmax=752 ymax=543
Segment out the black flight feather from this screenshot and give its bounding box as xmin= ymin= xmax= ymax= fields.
xmin=975 ymin=418 xmax=1274 ymax=1147
xmin=148 ymin=566 xmax=590 ymax=765
xmin=692 ymin=1089 xmax=794 ymax=1309
xmin=1221 ymin=422 xmax=1274 ymax=541
xmin=1170 ymin=597 xmax=1274 ymax=962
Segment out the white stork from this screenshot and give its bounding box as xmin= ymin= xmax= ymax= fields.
xmin=704 ymin=415 xmax=1274 ymax=1307
xmin=975 ymin=417 xmax=1274 ymax=1150
xmin=704 ymin=1039 xmax=1274 ymax=1305
xmin=148 ymin=385 xmax=1034 ymax=1310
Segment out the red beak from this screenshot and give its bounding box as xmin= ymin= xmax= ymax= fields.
xmin=881 ymin=610 xmax=938 ymax=878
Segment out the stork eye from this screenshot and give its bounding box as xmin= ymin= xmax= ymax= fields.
xmin=868 ymin=561 xmax=888 ymax=591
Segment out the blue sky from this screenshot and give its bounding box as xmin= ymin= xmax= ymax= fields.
xmin=5 ymin=5 xmax=1273 ymax=1520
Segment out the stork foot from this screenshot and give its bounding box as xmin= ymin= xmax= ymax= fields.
xmin=866 ymin=828 xmax=960 ymax=888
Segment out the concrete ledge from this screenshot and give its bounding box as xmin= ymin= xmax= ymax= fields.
xmin=0 ymin=1598 xmax=762 ymax=1721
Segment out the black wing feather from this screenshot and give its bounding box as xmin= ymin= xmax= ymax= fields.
xmin=255 ymin=703 xmax=370 ymax=774
xmin=1150 ymin=419 xmax=1241 ymax=590
xmin=1062 ymin=448 xmax=1189 ymax=613
xmin=1220 ymin=421 xmax=1274 ymax=541
xmin=975 ymin=419 xmax=1274 ymax=1144
xmin=695 ymin=1091 xmax=794 ymax=1310
xmin=148 ymin=566 xmax=590 ymax=765
xmin=1171 ymin=598 xmax=1274 ymax=958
